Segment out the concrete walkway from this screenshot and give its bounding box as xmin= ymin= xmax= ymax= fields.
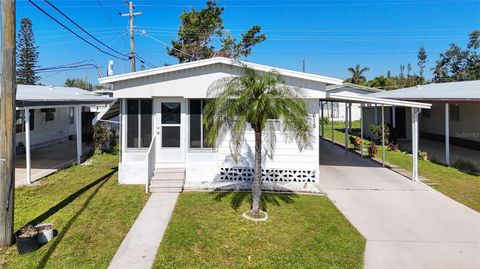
xmin=109 ymin=193 xmax=179 ymax=269
xmin=318 ymin=140 xmax=480 ymax=269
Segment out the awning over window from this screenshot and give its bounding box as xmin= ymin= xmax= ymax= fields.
xmin=92 ymin=100 xmax=120 ymax=125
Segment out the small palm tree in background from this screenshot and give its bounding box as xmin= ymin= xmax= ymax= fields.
xmin=203 ymin=67 xmax=313 ymax=218
xmin=346 ymin=64 xmax=370 ymax=85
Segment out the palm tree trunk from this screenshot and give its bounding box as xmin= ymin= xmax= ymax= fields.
xmin=252 ymin=131 xmax=262 ymax=213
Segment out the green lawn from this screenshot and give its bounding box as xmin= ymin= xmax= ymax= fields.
xmin=0 ymin=154 xmax=148 ymax=269
xmin=154 ymin=192 xmax=365 ymax=269
xmin=323 ymin=121 xmax=480 ymax=212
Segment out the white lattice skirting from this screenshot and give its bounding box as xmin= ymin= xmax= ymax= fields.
xmin=219 ymin=167 xmax=316 ymax=183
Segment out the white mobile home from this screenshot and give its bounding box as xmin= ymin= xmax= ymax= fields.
xmin=98 ymin=57 xmax=430 ymax=192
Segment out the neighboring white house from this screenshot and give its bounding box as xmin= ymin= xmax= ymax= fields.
xmin=323 ymin=83 xmax=381 ymax=121
xmin=364 ymin=80 xmax=480 ymax=165
xmin=98 ymin=57 xmax=430 ymax=192
xmin=12 ymin=85 xmax=114 ymax=184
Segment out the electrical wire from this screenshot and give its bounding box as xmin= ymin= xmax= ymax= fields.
xmin=27 ymin=0 xmax=129 ymax=60
xmin=43 ymin=0 xmax=129 ymax=58
xmin=95 ymin=0 xmax=157 ymax=69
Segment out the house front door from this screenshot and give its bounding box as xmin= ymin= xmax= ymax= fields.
xmin=155 ymin=98 xmax=186 ymax=165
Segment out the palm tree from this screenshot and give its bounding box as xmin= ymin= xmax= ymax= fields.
xmin=203 ymin=68 xmax=313 ymax=216
xmin=346 ymin=64 xmax=370 ymax=84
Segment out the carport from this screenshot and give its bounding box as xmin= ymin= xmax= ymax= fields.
xmin=320 ymin=93 xmax=432 ymax=181
xmin=13 ymin=85 xmax=113 ymax=185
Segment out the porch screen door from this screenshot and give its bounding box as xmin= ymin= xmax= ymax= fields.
xmin=156 ymin=98 xmax=185 ymax=164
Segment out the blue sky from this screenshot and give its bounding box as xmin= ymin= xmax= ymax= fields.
xmin=12 ymin=0 xmax=480 ymax=85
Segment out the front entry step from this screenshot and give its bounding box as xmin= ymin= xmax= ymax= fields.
xmin=149 ymin=168 xmax=185 ymax=193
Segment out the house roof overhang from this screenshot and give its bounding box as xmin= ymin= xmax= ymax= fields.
xmin=99 ymin=57 xmax=343 ymax=86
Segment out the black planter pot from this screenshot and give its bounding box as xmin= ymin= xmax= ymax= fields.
xmin=15 ymin=233 xmax=39 ymax=254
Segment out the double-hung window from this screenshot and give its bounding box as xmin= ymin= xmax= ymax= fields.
xmin=189 ymin=99 xmax=212 ymax=149
xmin=126 ymin=99 xmax=152 ymax=149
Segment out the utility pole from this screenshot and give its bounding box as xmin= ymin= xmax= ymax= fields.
xmin=0 ymin=0 xmax=16 ymax=247
xmin=302 ymin=58 xmax=306 ymax=73
xmin=120 ymin=1 xmax=141 ymax=72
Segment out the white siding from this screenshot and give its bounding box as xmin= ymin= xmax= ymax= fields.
xmin=420 ymin=102 xmax=480 ymax=142
xmin=185 ymin=99 xmax=320 ymax=183
xmin=15 ymin=107 xmax=76 ymax=148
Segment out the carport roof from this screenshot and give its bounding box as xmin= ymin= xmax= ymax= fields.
xmin=10 ymin=84 xmax=115 ymax=107
xmin=366 ymin=80 xmax=480 ymax=102
xmin=324 ymin=92 xmax=432 ymax=109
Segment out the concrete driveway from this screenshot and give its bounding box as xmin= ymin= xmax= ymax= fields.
xmin=318 ymin=140 xmax=480 ymax=269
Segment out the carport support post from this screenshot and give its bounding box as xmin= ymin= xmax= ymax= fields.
xmin=381 ymin=105 xmax=385 ymax=166
xmin=360 ymin=103 xmax=364 ymax=157
xmin=331 ymin=102 xmax=334 ymax=143
xmin=348 ymin=103 xmax=352 ymax=132
xmin=25 ymin=109 xmax=31 ymax=184
xmin=75 ymin=105 xmax=82 ymax=164
xmin=411 ymin=108 xmax=420 ymax=181
xmin=392 ymin=106 xmax=396 ymax=128
xmin=344 ymin=102 xmax=348 ymax=150
xmin=320 ymin=101 xmax=324 ymax=139
xmin=445 ymin=103 xmax=450 ymax=165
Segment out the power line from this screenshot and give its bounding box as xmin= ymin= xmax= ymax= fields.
xmin=135 ymin=53 xmax=156 ymax=68
xmin=27 ymin=0 xmax=129 ymax=60
xmin=35 ymin=63 xmax=100 ymax=72
xmin=17 ymin=0 xmax=480 ymax=9
xmin=95 ymin=0 xmax=129 ymax=49
xmin=138 ymin=30 xmax=197 ymax=60
xmin=43 ymin=0 xmax=129 ymax=58
xmin=96 ymin=0 xmax=157 ymax=70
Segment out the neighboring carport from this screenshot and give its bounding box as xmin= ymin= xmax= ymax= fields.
xmin=366 ymin=80 xmax=480 ymax=166
xmin=320 ymin=93 xmax=432 ymax=181
xmin=13 ymin=85 xmax=114 ymax=185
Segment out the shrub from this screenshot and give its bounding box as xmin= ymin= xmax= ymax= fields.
xmin=387 ymin=142 xmax=399 ymax=151
xmin=370 ymin=124 xmax=390 ymax=145
xmin=320 ymin=116 xmax=330 ymax=125
xmin=349 ymin=136 xmax=362 ymax=150
xmin=93 ymin=122 xmax=113 ymax=152
xmin=452 ymin=159 xmax=479 ymax=174
xmin=388 ymin=125 xmax=399 ymax=144
xmin=368 ymin=143 xmax=377 ymax=158
xmin=418 ymin=151 xmax=429 ymax=161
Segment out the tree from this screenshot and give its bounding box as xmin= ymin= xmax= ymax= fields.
xmin=16 ymin=18 xmax=40 ymax=85
xmin=203 ymin=68 xmax=313 ymax=216
xmin=345 ymin=64 xmax=369 ymax=84
xmin=417 ymin=47 xmax=427 ymax=80
xmin=64 ymin=78 xmax=103 ymax=91
xmin=168 ymin=1 xmax=266 ymax=63
xmin=432 ymin=30 xmax=480 ymax=82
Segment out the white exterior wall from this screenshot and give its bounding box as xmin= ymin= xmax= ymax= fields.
xmin=184 ymin=99 xmax=320 ymax=184
xmin=420 ymin=102 xmax=480 ymax=142
xmin=15 ymin=107 xmax=76 ymax=148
